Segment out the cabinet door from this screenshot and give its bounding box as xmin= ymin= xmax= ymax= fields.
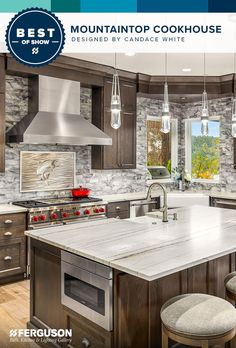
xmin=114 ymin=272 xmax=149 ymax=348
xmin=120 ymin=82 xmax=136 ymax=112
xmin=92 ymin=79 xmax=137 ymax=170
xmin=103 ymin=110 xmax=119 ymax=169
xmin=104 ymin=80 xmax=112 ymax=108
xmin=30 ymin=241 xmax=65 ymax=330
xmin=118 ymin=111 xmax=136 ymax=169
xmin=0 ymin=237 xmax=26 ymax=278
xmin=66 ymin=312 xmax=113 ymax=348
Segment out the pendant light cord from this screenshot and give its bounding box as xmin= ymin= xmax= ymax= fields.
xmin=165 ymin=52 xmax=167 ymax=83
xmin=114 ymin=52 xmax=117 ymax=73
xmin=203 ymin=53 xmax=206 ymax=92
xmin=233 ymin=52 xmax=236 ymax=97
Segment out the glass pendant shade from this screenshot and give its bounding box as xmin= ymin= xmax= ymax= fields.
xmin=232 ymin=98 xmax=236 ymax=137
xmin=161 ymin=82 xmax=171 ymax=134
xmin=201 ymin=90 xmax=209 ymax=136
xmin=161 ymin=114 xmax=171 ymax=134
xmin=111 ymin=72 xmax=121 ymax=129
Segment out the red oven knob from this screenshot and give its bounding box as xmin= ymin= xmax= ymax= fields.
xmin=51 ymin=213 xmax=57 ymax=219
xmin=99 ymin=207 xmax=105 ymax=213
xmin=40 ymin=214 xmax=46 ymax=221
xmin=32 ymin=215 xmax=39 ymax=222
xmin=84 ymin=209 xmax=90 ymax=215
xmin=63 ymin=212 xmax=69 ymax=218
xmin=74 ymin=211 xmax=81 ymax=216
xmin=94 ymin=208 xmax=99 ymax=214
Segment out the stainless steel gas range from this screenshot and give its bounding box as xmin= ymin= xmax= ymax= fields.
xmin=13 ymin=197 xmax=107 ymax=276
xmin=13 ymin=196 xmax=107 ymax=230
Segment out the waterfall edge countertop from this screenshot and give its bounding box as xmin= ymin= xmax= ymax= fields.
xmin=0 ymin=204 xmax=28 ymax=214
xmin=25 ymin=205 xmax=236 ymax=281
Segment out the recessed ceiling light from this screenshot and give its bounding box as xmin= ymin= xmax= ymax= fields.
xmin=125 ymin=52 xmax=135 ymax=57
xmin=182 ymin=68 xmax=192 ymax=72
xmin=228 ymin=14 xmax=236 ymax=22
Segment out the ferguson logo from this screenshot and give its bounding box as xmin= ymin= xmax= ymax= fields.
xmin=9 ymin=328 xmax=72 ymax=338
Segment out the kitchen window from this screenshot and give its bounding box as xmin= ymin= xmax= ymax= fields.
xmin=185 ymin=118 xmax=220 ymax=182
xmin=147 ymin=116 xmax=178 ymax=173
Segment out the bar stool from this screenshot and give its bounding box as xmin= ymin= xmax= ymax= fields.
xmin=225 ymin=272 xmax=236 ymax=301
xmin=161 ymin=293 xmax=236 ymax=348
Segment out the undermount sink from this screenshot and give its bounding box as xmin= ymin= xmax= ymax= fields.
xmin=161 ymin=192 xmax=209 ymax=208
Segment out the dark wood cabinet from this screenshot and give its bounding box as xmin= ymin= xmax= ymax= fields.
xmin=30 ymin=240 xmax=65 ymax=331
xmin=209 ymin=196 xmax=236 ymax=210
xmin=0 ymin=237 xmax=26 ymax=279
xmin=65 ymin=311 xmax=113 ymax=348
xmin=30 ymin=239 xmax=114 ymax=348
xmin=107 ymin=201 xmax=130 ymax=219
xmin=118 ymin=111 xmax=136 ymax=169
xmin=0 ymin=212 xmax=27 ymax=284
xmin=29 ymin=238 xmax=236 ymax=348
xmin=92 ymin=79 xmax=136 ymax=170
xmin=0 ymin=55 xmax=5 ymax=172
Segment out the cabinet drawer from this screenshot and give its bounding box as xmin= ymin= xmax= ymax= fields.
xmin=107 ymin=201 xmax=130 ymax=214
xmin=0 ymin=213 xmax=26 ymax=229
xmin=68 ymin=315 xmax=113 ymax=348
xmin=0 ymin=238 xmax=26 ymax=278
xmin=107 ymin=211 xmax=130 ymax=220
xmin=0 ymin=225 xmax=26 ymax=241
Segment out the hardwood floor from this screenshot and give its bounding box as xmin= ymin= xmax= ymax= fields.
xmin=0 ymin=280 xmax=38 ymax=348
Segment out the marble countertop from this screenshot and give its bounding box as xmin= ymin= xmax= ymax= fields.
xmin=0 ymin=204 xmax=28 ymax=214
xmin=25 ymin=205 xmax=236 ymax=281
xmin=208 ymin=192 xmax=236 ymax=200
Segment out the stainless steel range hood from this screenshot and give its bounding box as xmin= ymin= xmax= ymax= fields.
xmin=6 ymin=75 xmax=112 ymax=146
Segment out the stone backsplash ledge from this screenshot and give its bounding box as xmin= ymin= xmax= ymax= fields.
xmin=0 ymin=75 xmax=234 ymax=203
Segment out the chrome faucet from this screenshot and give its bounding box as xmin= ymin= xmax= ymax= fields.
xmin=146 ymin=183 xmax=168 ymax=222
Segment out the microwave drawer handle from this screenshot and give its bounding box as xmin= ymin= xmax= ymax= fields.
xmin=82 ymin=338 xmax=90 ymax=347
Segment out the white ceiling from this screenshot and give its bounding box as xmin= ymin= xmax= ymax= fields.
xmin=65 ymin=53 xmax=235 ymax=76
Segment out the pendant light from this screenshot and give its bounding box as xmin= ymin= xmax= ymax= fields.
xmin=161 ymin=53 xmax=171 ymax=134
xmin=201 ymin=53 xmax=209 ymax=136
xmin=232 ymin=52 xmax=236 ymax=137
xmin=110 ymin=53 xmax=121 ymax=130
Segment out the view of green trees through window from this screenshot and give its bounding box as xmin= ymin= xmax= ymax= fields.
xmin=147 ymin=119 xmax=171 ymax=172
xmin=191 ymin=120 xmax=220 ymax=180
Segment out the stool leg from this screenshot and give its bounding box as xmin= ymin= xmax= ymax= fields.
xmin=230 ymin=333 xmax=236 ymax=348
xmin=201 ymin=340 xmax=209 ymax=348
xmin=162 ymin=324 xmax=169 ymax=348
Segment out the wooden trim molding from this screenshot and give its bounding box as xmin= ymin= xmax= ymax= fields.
xmin=5 ymin=54 xmax=236 ymax=101
xmin=138 ymin=73 xmax=234 ymax=102
xmin=6 ymin=54 xmax=136 ymax=87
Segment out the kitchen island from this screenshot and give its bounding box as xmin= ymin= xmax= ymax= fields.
xmin=26 ymin=206 xmax=236 ymax=348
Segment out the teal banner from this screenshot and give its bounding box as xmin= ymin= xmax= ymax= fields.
xmin=0 ymin=0 xmax=236 ymax=12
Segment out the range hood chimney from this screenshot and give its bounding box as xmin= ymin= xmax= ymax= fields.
xmin=6 ymin=75 xmax=112 ymax=146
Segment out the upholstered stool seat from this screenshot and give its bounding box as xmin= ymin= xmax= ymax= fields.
xmin=225 ymin=272 xmax=236 ymax=299
xmin=161 ymin=293 xmax=236 ymax=348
